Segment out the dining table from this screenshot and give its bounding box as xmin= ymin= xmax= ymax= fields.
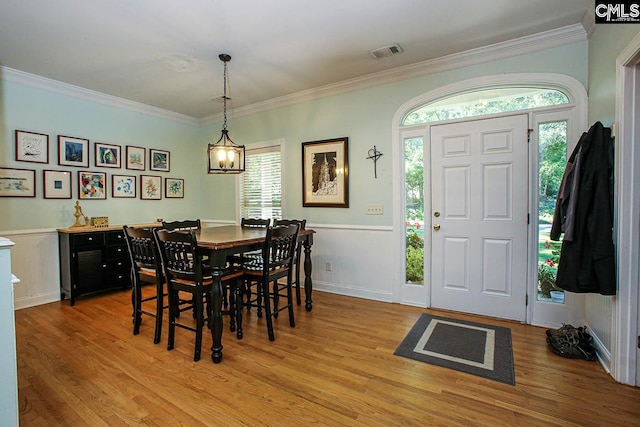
xmin=195 ymin=225 xmax=315 ymax=363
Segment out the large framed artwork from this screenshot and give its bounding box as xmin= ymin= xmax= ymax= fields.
xmin=58 ymin=135 xmax=90 ymax=167
xmin=43 ymin=170 xmax=72 ymax=199
xmin=0 ymin=167 xmax=36 ymax=197
xmin=95 ymin=142 xmax=121 ymax=168
xmin=140 ymin=175 xmax=162 ymax=200
xmin=302 ymin=137 xmax=349 ymax=208
xmin=78 ymin=171 xmax=106 ymax=199
xmin=15 ymin=130 xmax=49 ymax=163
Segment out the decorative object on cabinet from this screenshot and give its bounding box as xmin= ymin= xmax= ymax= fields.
xmin=366 ymin=145 xmax=383 ymax=179
xmin=58 ymin=135 xmax=89 ymax=167
xmin=0 ymin=167 xmax=36 ymax=197
xmin=207 ymin=53 xmax=245 ymax=174
xmin=302 ymin=137 xmax=349 ymax=208
xmin=78 ymin=171 xmax=106 ymax=199
xmin=125 ymin=145 xmax=145 ymax=170
xmin=95 ymin=142 xmax=121 ymax=168
xmin=43 ymin=169 xmax=72 ymax=199
xmin=71 ymin=200 xmax=89 ymax=228
xmin=112 ymin=174 xmax=136 ymax=198
xmin=140 ymin=175 xmax=161 ymax=199
xmin=91 ymin=217 xmax=109 ymax=227
xmin=149 ymin=149 xmax=170 ymax=172
xmin=15 ymin=129 xmax=49 ymax=163
xmin=58 ymin=226 xmax=131 ymax=305
xmin=165 ymin=178 xmax=184 ymax=198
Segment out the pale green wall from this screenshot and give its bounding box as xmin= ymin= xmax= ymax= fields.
xmin=588 ymin=25 xmax=640 ymax=125
xmin=203 ymin=40 xmax=588 ymax=225
xmin=2 ymin=40 xmax=588 ymax=231
xmin=0 ymin=79 xmax=204 ymax=230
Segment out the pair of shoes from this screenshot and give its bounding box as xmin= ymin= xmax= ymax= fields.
xmin=546 ymin=325 xmax=597 ymax=361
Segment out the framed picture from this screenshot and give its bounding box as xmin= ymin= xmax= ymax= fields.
xmin=112 ymin=174 xmax=136 ymax=198
xmin=0 ymin=167 xmax=36 ymax=197
xmin=302 ymin=137 xmax=349 ymax=208
xmin=95 ymin=142 xmax=121 ymax=168
xmin=150 ymin=149 xmax=170 ymax=172
xmin=78 ymin=171 xmax=106 ymax=200
xmin=126 ymin=145 xmax=145 ymax=170
xmin=165 ymin=178 xmax=184 ymax=198
xmin=43 ymin=170 xmax=72 ymax=199
xmin=15 ymin=130 xmax=49 ymax=163
xmin=58 ymin=135 xmax=89 ymax=167
xmin=140 ymin=175 xmax=162 ymax=200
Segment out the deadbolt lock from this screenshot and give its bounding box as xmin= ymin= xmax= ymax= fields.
xmin=434 ymin=211 xmax=440 ymax=217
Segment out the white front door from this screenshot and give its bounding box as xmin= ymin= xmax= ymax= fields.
xmin=430 ymin=114 xmax=529 ymax=321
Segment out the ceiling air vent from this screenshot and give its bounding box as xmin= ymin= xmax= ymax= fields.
xmin=369 ymin=43 xmax=404 ymax=59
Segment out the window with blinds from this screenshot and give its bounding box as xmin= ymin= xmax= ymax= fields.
xmin=239 ymin=145 xmax=282 ymax=220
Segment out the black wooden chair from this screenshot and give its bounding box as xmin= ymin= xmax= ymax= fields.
xmin=123 ymin=225 xmax=165 ymax=344
xmin=227 ymin=218 xmax=270 ymax=267
xmin=153 ymin=228 xmax=243 ymax=361
xmin=242 ymin=224 xmax=299 ymax=341
xmin=273 ymin=219 xmax=306 ymax=305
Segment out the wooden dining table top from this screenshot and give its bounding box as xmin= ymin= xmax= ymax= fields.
xmin=195 ymin=225 xmax=314 ymax=251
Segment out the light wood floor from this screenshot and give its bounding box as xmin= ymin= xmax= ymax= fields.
xmin=16 ymin=288 xmax=640 ymax=426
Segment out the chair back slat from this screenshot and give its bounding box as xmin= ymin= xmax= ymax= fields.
xmin=273 ymin=218 xmax=306 ymax=230
xmin=162 ymin=219 xmax=202 ymax=231
xmin=241 ymin=218 xmax=270 ymax=228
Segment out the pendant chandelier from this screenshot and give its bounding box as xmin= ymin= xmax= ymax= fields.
xmin=207 ymin=53 xmax=245 ymax=173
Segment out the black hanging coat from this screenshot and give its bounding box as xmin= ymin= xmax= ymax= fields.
xmin=550 ymin=121 xmax=616 ymax=295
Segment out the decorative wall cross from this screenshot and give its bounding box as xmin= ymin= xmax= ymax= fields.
xmin=366 ymin=145 xmax=383 ymax=178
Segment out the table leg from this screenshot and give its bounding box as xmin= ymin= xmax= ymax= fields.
xmin=303 ymin=237 xmax=313 ymax=311
xmin=208 ymin=252 xmax=226 ymax=363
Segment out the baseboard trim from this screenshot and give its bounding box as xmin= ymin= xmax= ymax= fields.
xmin=15 ymin=292 xmax=60 ymax=310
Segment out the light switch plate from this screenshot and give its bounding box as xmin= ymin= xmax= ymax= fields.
xmin=367 ymin=204 xmax=383 ymax=215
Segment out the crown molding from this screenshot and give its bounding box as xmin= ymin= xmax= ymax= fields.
xmin=201 ymin=23 xmax=588 ymax=124
xmin=1 ymin=24 xmax=587 ymax=127
xmin=0 ymin=66 xmax=200 ymax=126
xmin=582 ymin=6 xmax=596 ymax=38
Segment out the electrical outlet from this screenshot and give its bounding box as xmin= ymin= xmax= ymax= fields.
xmin=366 ymin=204 xmax=383 ymax=215
xmin=325 ymin=261 xmax=332 ymax=272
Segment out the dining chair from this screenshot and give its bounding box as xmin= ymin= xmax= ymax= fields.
xmin=162 ymin=219 xmax=208 ymax=312
xmin=273 ymin=219 xmax=306 ymax=305
xmin=242 ymin=224 xmax=300 ymax=341
xmin=123 ymin=225 xmax=165 ymax=344
xmin=227 ymin=217 xmax=271 ymax=267
xmin=153 ymin=228 xmax=244 ymax=361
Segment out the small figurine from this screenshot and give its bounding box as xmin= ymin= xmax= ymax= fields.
xmin=71 ymin=201 xmax=89 ymax=228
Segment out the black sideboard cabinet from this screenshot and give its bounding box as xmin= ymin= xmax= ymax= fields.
xmin=58 ymin=227 xmax=131 ymax=305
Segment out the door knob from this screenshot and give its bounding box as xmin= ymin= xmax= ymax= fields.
xmin=433 ymin=224 xmax=440 ymax=231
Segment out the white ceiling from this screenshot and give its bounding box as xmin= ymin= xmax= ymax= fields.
xmin=0 ymin=0 xmax=591 ymax=119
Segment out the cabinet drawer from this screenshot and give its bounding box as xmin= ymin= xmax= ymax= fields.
xmin=106 ymin=230 xmax=126 ymax=245
xmin=108 ymin=270 xmax=131 ymax=286
xmin=108 ymin=258 xmax=130 ymax=271
xmin=106 ymin=244 xmax=128 ymax=260
xmin=71 ymin=233 xmax=104 ymax=247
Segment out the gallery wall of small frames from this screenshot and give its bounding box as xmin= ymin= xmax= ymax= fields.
xmin=1 ymin=129 xmax=184 ymax=199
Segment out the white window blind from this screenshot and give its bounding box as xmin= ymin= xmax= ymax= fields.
xmin=240 ymin=145 xmax=282 ymax=220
